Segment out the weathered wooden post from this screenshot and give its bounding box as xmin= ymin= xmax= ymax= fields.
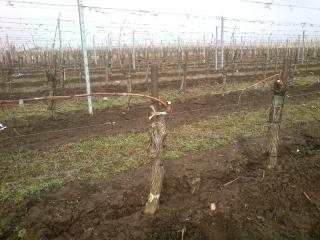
xmin=145 ymin=62 xmax=150 ymax=90
xmin=177 ymin=37 xmax=183 ymax=88
xmin=144 ymin=64 xmax=168 ymax=215
xmin=215 ymin=26 xmax=219 ymax=70
xmin=17 ymin=55 xmax=23 ymax=76
xmin=305 ymin=49 xmax=311 ymax=72
xmin=266 ymin=59 xmax=288 ymax=169
xmin=124 ymin=53 xmax=133 ymax=112
xmin=222 ymin=68 xmax=227 ymax=95
xmin=179 ymin=50 xmax=188 ymax=91
xmin=62 ymin=65 xmax=67 ymax=88
xmin=203 ymin=34 xmax=206 ymax=64
xmin=105 ymin=42 xmax=112 ymax=84
xmin=5 ymin=51 xmax=13 ymax=93
xmin=58 ymin=17 xmax=66 ymax=88
xmin=45 ymin=69 xmax=58 ymax=117
xmin=0 ymin=64 xmax=4 ymax=84
xmin=264 ymin=52 xmax=268 ymax=79
xmin=77 ymin=52 xmax=83 ymax=83
xmin=126 ymin=70 xmax=132 ymax=109
xmin=5 ymin=65 xmax=13 ymax=94
xmin=150 ymin=65 xmax=159 ymax=103
xmin=132 ymin=30 xmax=136 ymax=70
xmin=274 ymin=45 xmax=279 ymax=73
xmin=180 ymin=50 xmax=188 ymax=90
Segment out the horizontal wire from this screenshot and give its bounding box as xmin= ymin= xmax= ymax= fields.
xmin=241 ymin=0 xmax=320 ymax=11
xmin=1 ymin=0 xmax=320 ymax=27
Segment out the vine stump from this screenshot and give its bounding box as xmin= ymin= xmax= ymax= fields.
xmin=144 ymin=113 xmax=167 ymax=214
xmin=266 ymin=61 xmax=288 ymax=169
xmin=144 ymin=64 xmax=168 ymax=214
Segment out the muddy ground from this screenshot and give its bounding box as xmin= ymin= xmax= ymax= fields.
xmin=1 ymin=83 xmax=320 ymax=152
xmin=1 ymin=69 xmax=320 ymax=239
xmin=1 ymin=123 xmax=319 ymax=240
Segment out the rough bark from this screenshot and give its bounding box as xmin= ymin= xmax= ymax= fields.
xmin=148 ymin=114 xmax=167 ymax=157
xmin=144 ymin=113 xmax=167 ymax=214
xmin=144 ymin=158 xmax=165 ymax=214
xmin=145 ymin=64 xmax=168 ymax=215
xmin=267 ymin=94 xmax=285 ymax=169
xmin=267 ymin=79 xmax=287 ymax=169
xmin=266 ymin=54 xmax=289 ymax=169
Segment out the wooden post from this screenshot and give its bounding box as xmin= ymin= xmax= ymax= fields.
xmin=105 ymin=43 xmax=112 ymax=84
xmin=6 ymin=66 xmax=13 ymax=94
xmin=240 ymin=36 xmax=243 ymax=67
xmin=79 ymin=61 xmax=83 ymax=82
xmin=220 ymin=17 xmax=224 ymax=69
xmin=305 ymin=48 xmax=310 ymax=72
xmin=177 ymin=37 xmax=183 ymax=86
xmin=125 ymin=69 xmax=132 ymax=111
xmin=275 ymin=46 xmax=278 ymax=72
xmin=124 ymin=53 xmax=133 ymax=112
xmin=264 ymin=52 xmax=268 ymax=79
xmin=132 ymin=30 xmax=136 ymax=70
xmin=150 ymin=64 xmax=159 ymax=99
xmin=60 ymin=66 xmax=66 ymax=88
xmin=203 ymin=34 xmax=206 ymax=64
xmin=5 ymin=51 xmax=13 ymax=93
xmin=145 ymin=62 xmax=150 ymax=91
xmin=267 ymin=60 xmax=288 ymax=169
xmin=0 ymin=64 xmax=4 ymax=84
xmin=180 ymin=50 xmax=188 ymax=90
xmin=222 ymin=68 xmax=227 ymax=95
xmin=145 ymin=64 xmax=167 ymax=215
xmin=215 ymin=26 xmax=218 ymax=70
xmin=160 ymin=40 xmax=164 ymax=62
xmin=45 ymin=69 xmax=58 ymax=117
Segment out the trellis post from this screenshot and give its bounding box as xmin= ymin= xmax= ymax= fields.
xmin=220 ymin=17 xmax=225 ymax=69
xmin=301 ymin=30 xmax=305 ymax=64
xmin=132 ymin=30 xmax=136 ymax=70
xmin=215 ymin=26 xmax=218 ymax=70
xmin=77 ymin=0 xmax=93 ymax=114
xmin=93 ymin=35 xmax=97 ymax=66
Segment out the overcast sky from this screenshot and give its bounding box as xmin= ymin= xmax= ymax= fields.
xmin=0 ymin=0 xmax=319 ymax=48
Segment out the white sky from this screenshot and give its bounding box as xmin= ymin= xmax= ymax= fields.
xmin=0 ymin=0 xmax=319 ymax=48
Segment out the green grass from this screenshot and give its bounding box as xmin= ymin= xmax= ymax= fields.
xmin=0 ymin=98 xmax=319 ymax=205
xmin=290 ymin=75 xmax=320 ymax=86
xmin=16 ymin=179 xmax=63 ymax=203
xmin=0 ymin=97 xmax=143 ymax=122
xmin=164 ymin=150 xmax=179 ymax=158
xmin=15 ymin=227 xmax=27 ymax=239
